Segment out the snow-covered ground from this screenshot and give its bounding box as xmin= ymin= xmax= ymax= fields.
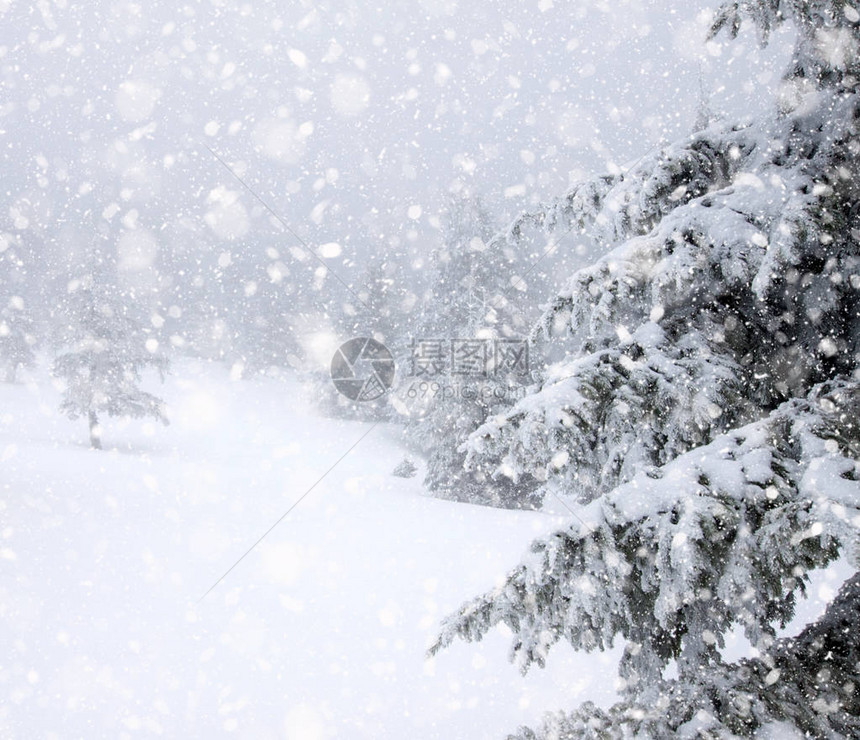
xmin=0 ymin=360 xmax=619 ymax=739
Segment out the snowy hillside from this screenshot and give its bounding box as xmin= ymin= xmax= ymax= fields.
xmin=0 ymin=360 xmax=619 ymax=738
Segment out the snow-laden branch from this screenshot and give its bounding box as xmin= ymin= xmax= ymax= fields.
xmin=433 ymin=379 xmax=860 ymax=698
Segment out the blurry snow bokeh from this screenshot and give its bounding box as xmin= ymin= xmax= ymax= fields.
xmin=1 ymin=0 xmax=791 ymax=271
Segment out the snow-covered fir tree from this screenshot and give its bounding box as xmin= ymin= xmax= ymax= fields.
xmin=0 ymin=297 xmax=36 ymax=383
xmin=308 ymin=252 xmax=410 ymax=421
xmin=432 ymin=2 xmax=860 ymax=735
xmin=508 ymin=567 xmax=860 ymax=738
xmin=53 ymin=276 xmax=169 ymax=449
xmin=205 ymin=234 xmax=307 ymax=375
xmin=399 ymin=193 xmax=540 ymax=508
xmin=0 ymin=233 xmax=38 ymax=383
xmin=347 ymin=253 xmax=409 ymax=348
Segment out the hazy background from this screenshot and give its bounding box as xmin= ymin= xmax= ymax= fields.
xmin=1 ymin=0 xmax=793 ymax=365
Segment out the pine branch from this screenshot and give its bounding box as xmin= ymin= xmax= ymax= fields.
xmin=433 ymin=380 xmax=860 ymax=693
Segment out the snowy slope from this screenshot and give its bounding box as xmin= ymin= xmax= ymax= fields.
xmin=0 ymin=361 xmax=619 ymax=739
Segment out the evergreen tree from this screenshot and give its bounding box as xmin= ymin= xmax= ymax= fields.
xmin=0 ymin=233 xmax=38 ymax=383
xmin=508 ymin=569 xmax=860 ymax=739
xmin=0 ymin=297 xmax=36 ymax=383
xmin=432 ymin=2 xmax=860 ymax=735
xmin=400 ymin=193 xmax=540 ymax=508
xmin=348 ymin=253 xmax=409 ymax=348
xmin=208 ymin=235 xmax=306 ymax=375
xmin=53 ymin=277 xmax=169 ymax=449
xmin=309 ymin=252 xmax=409 ymax=421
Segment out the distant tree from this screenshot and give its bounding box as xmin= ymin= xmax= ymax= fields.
xmin=214 ymin=236 xmax=306 ymax=375
xmin=305 ymin=253 xmax=410 ymax=422
xmin=432 ymin=2 xmax=860 ymax=736
xmin=346 ymin=254 xmax=409 ymax=348
xmin=0 ymin=232 xmax=38 ymax=383
xmin=401 ymin=193 xmax=540 ymax=508
xmin=53 ymin=279 xmax=169 ymax=449
xmin=0 ymin=297 xmax=36 ymax=382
